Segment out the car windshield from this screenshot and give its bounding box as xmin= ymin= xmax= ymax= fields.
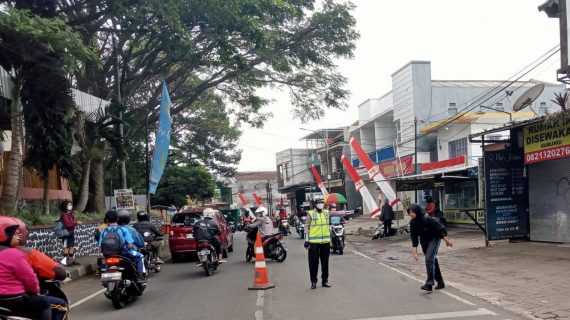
xmin=172 ymin=213 xmax=201 ymax=226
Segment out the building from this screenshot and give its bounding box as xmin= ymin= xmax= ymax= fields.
xmin=350 ymin=61 xmax=564 ymax=220
xmin=276 ymin=148 xmax=316 ymax=214
xmin=226 ymin=171 xmax=282 ymax=214
xmin=0 ymin=67 xmax=110 ymax=201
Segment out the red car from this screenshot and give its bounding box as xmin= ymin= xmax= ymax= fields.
xmin=169 ymin=209 xmax=234 ymax=262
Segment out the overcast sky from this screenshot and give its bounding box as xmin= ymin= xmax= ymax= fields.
xmin=236 ymin=0 xmax=561 ymax=172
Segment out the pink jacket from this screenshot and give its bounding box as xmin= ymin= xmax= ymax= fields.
xmin=0 ymin=247 xmax=40 ymax=295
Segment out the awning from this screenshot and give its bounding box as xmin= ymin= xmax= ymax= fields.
xmin=392 ymin=166 xmax=478 ymax=180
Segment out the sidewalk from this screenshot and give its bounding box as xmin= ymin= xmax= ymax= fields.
xmin=345 ymin=216 xmax=570 ymax=320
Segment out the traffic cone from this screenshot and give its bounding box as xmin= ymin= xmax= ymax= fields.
xmin=248 ymin=232 xmax=275 ymax=290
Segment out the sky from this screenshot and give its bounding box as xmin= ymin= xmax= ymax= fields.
xmin=236 ymin=0 xmax=562 ymax=172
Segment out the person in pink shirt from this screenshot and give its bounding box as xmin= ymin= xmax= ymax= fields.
xmin=0 ymin=217 xmax=51 ymax=320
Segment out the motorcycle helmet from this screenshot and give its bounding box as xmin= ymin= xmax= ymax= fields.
xmin=0 ymin=216 xmax=20 ymax=245
xmin=203 ymin=208 xmax=215 ymax=219
xmin=136 ymin=211 xmax=150 ymax=222
xmin=424 ymin=195 xmax=433 ymax=202
xmin=255 ymin=207 xmax=268 ymax=216
xmin=117 ymin=209 xmax=131 ymax=225
xmin=313 ymin=195 xmax=324 ymax=204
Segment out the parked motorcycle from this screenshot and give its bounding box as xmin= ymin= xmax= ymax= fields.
xmin=245 ymin=227 xmax=287 ymax=262
xmin=196 ymin=240 xmax=220 ymax=277
xmin=141 ymin=237 xmax=162 ymax=274
xmin=0 ymin=280 xmax=68 ymax=320
xmin=330 ymin=216 xmax=345 ymax=255
xmin=101 ymin=256 xmax=146 ymax=309
xmin=278 ymin=218 xmax=290 ymax=236
xmin=372 ymin=222 xmax=410 ymax=240
xmin=296 ymin=215 xmax=307 ymax=239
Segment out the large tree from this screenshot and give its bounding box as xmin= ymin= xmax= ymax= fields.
xmin=152 ymin=163 xmax=217 ymax=208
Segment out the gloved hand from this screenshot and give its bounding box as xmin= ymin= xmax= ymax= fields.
xmin=304 ymin=241 xmax=310 ymax=249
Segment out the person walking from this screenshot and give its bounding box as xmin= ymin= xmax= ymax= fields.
xmin=424 ymin=195 xmax=436 ymax=217
xmin=60 ymin=200 xmax=82 ymax=266
xmin=408 ymin=204 xmax=453 ymax=291
xmin=304 ymin=196 xmax=344 ymax=289
xmin=380 ymin=199 xmax=394 ymax=237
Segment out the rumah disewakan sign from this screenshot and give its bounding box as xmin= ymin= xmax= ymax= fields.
xmin=524 ymin=118 xmax=570 ymax=164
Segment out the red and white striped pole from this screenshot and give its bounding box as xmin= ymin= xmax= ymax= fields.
xmin=310 ymin=164 xmax=329 ymax=196
xmin=341 ymin=154 xmax=380 ymax=218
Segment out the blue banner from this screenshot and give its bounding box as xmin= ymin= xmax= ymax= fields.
xmin=149 ymin=81 xmax=172 ymax=194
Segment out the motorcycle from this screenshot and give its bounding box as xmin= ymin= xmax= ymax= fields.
xmin=278 ymin=218 xmax=290 ymax=236
xmin=296 ymin=216 xmax=307 ymax=239
xmin=196 ymin=240 xmax=220 ymax=277
xmin=140 ymin=236 xmax=162 ymax=274
xmin=372 ymin=222 xmax=410 ymax=240
xmin=101 ymin=255 xmax=146 ymax=309
xmin=0 ymin=280 xmax=68 ymax=320
xmin=330 ymin=216 xmax=345 ymax=255
xmin=245 ymin=227 xmax=287 ymax=263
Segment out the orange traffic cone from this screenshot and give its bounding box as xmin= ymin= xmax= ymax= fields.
xmin=248 ymin=231 xmax=275 ymax=290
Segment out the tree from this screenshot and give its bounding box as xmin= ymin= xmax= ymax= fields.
xmin=153 ymin=164 xmax=216 ymax=208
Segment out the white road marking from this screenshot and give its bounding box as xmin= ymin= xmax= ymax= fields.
xmin=350 ymin=308 xmax=497 ymax=320
xmin=256 ymin=290 xmax=265 ymax=306
xmin=255 ymin=310 xmax=263 ymax=320
xmin=69 ymin=288 xmax=106 ymax=309
xmin=350 ymin=250 xmax=475 ymax=306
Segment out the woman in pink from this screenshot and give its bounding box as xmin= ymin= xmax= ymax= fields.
xmin=0 ymin=218 xmax=51 ymax=320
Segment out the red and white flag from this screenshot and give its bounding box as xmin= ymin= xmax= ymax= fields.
xmin=350 ymin=136 xmax=401 ymax=207
xmin=341 ymin=154 xmax=380 ymax=218
xmin=238 ymin=192 xmax=254 ymax=216
xmin=253 ymin=192 xmax=263 ymax=206
xmin=310 ymin=164 xmax=329 ymax=196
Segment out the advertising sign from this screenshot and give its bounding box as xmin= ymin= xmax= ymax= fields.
xmin=114 ymin=189 xmax=135 ymax=210
xmin=524 ymin=118 xmax=570 ymax=164
xmin=378 ymin=155 xmax=414 ymax=178
xmin=484 ymin=149 xmax=529 ymax=240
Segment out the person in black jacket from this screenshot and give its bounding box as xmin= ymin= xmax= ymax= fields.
xmin=408 ymin=203 xmax=453 ymax=291
xmin=134 ymin=211 xmax=164 ymax=264
xmin=380 ymin=199 xmax=395 ymax=237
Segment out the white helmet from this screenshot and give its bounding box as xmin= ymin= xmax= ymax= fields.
xmin=255 ymin=207 xmax=268 ymax=216
xmin=203 ymin=208 xmax=215 ymax=219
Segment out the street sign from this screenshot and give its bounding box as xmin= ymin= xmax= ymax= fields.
xmin=114 ymin=189 xmax=135 ymax=210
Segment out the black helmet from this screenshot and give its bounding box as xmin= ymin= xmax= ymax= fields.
xmin=117 ymin=209 xmax=131 ymax=225
xmin=424 ymin=195 xmax=433 ymax=202
xmin=136 ymin=211 xmax=150 ymax=222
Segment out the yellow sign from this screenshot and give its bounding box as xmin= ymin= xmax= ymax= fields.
xmin=524 ymin=118 xmax=570 ymax=164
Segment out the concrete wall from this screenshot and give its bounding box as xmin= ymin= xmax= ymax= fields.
xmin=276 ymin=148 xmax=313 ymax=189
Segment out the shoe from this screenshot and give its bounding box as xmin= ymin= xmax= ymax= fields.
xmin=196 ymin=263 xmax=203 ymax=267
xmin=420 ymin=284 xmax=433 ymax=292
xmin=156 ymin=258 xmax=165 ymax=264
xmin=311 ymin=283 xmax=317 ymax=289
xmin=435 ymin=283 xmax=445 ymax=290
xmin=322 ymin=282 xmax=331 ymax=288
xmin=218 ymin=259 xmax=227 ymax=263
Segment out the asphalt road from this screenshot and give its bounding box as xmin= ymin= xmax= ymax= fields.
xmin=64 ymin=231 xmax=526 ymax=320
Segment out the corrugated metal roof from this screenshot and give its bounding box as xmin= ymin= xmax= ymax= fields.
xmin=431 ymin=80 xmax=557 ymax=88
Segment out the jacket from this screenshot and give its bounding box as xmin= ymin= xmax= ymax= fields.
xmin=0 ymin=247 xmax=40 ymax=295
xmin=61 ymin=211 xmax=77 ymax=231
xmin=20 ymin=247 xmax=67 ymax=281
xmin=133 ymin=221 xmax=163 ymax=242
xmin=380 ymin=203 xmax=394 ymax=221
xmin=249 ymin=216 xmax=273 ymax=236
xmin=193 ymin=219 xmax=221 ymax=242
xmin=410 ymin=209 xmax=447 ymax=248
xmin=123 ymin=225 xmax=145 ymax=249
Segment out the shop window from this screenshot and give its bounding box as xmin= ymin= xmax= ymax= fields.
xmin=395 ymin=121 xmax=402 ymax=143
xmin=448 ymin=137 xmax=468 ymax=159
xmin=444 ymin=180 xmax=477 ymax=209
xmin=539 ymin=105 xmax=548 ymax=116
xmin=448 ymin=103 xmax=457 ymax=116
xmin=285 ymin=162 xmax=291 ymax=181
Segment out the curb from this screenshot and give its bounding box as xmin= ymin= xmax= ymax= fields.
xmin=64 ymin=261 xmax=98 ymax=283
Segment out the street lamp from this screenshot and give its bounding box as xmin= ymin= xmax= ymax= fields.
xmin=300 ymin=127 xmax=331 ymax=190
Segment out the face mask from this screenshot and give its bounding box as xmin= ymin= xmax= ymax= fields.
xmin=316 ymin=203 xmax=324 ymax=210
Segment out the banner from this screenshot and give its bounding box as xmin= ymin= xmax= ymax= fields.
xmin=253 ymin=192 xmax=263 ymax=206
xmin=350 ymin=136 xmax=400 ymax=206
xmin=524 ymin=118 xmax=570 ymax=164
xmin=114 ymin=189 xmax=135 ymax=210
xmin=378 ymin=155 xmax=414 ymax=178
xmin=149 ymin=81 xmax=172 ymax=194
xmin=341 ymin=154 xmax=380 ymax=218
xmin=310 ymin=164 xmax=329 ymax=196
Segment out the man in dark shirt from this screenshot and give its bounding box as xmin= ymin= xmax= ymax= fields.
xmin=408 ymin=204 xmax=453 ymax=291
xmin=193 ymin=208 xmax=226 ymax=263
xmin=380 ymin=199 xmax=395 ymax=237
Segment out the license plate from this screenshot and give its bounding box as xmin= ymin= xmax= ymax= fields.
xmin=101 ymin=272 xmax=122 ymax=282
xmin=198 ymin=249 xmax=210 ymax=256
xmin=186 ymin=233 xmax=193 ymax=239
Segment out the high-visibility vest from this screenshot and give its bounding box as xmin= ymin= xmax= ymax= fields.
xmin=308 ymin=209 xmax=331 ymax=244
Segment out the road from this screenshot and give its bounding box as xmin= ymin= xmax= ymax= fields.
xmin=64 ymin=232 xmax=525 ymax=320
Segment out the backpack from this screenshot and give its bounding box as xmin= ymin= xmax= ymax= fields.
xmin=52 ymin=219 xmax=69 ymax=239
xmin=100 ymin=227 xmax=126 ymax=256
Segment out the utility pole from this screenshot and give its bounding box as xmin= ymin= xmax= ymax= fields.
xmin=145 ymin=113 xmax=150 ymax=212
xmin=414 ymin=117 xmax=418 ymax=203
xmin=114 ymin=30 xmax=127 ymax=189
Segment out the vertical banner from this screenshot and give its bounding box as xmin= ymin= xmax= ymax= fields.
xmin=149 ymin=81 xmax=172 ymax=194
xmin=350 ymin=136 xmax=400 ymax=206
xmin=310 ymin=164 xmax=329 ymax=196
xmin=341 ymin=154 xmax=380 ymax=218
xmin=253 ymin=192 xmax=263 ymax=206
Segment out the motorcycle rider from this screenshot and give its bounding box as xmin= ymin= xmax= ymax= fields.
xmin=249 ymin=207 xmax=274 ymax=237
xmin=133 ymin=211 xmax=164 ymax=264
xmin=193 ymin=208 xmax=226 ymax=263
xmin=0 ymin=217 xmax=51 ymax=320
xmin=99 ymin=210 xmax=147 ymax=283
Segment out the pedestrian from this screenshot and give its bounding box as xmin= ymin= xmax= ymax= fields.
xmin=304 ymin=196 xmax=344 ymax=289
xmin=60 ymin=200 xmax=82 ymax=266
xmin=408 ymin=204 xmax=453 ymax=291
xmin=424 ymin=195 xmax=436 ymax=217
xmin=380 ymin=199 xmax=395 ymax=237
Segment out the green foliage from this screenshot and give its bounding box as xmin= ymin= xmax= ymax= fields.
xmin=153 ymin=164 xmax=217 ymax=208
xmin=13 ymin=208 xmax=106 ymax=226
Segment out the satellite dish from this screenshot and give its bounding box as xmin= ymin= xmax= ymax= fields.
xmin=513 ymin=83 xmax=545 ymax=112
